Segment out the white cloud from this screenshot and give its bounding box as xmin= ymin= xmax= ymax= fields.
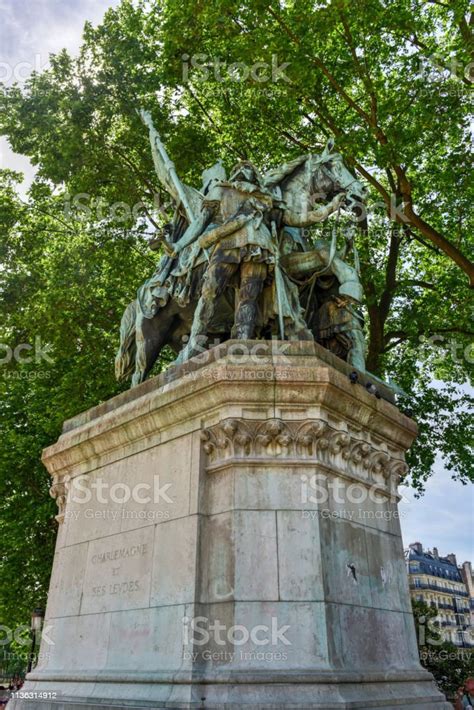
xmin=0 ymin=0 xmax=119 ymax=72
xmin=0 ymin=138 xmax=37 ymax=197
xmin=0 ymin=0 xmax=120 ymax=189
xmin=400 ymin=457 xmax=474 ymax=564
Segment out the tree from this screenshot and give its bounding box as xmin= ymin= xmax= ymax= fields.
xmin=0 ymin=169 xmax=154 ymax=644
xmin=412 ymin=599 xmax=474 ymax=701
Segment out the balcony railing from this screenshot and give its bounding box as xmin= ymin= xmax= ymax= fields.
xmin=409 ymin=581 xmax=468 ymax=596
xmin=413 ymin=599 xmax=470 ymax=615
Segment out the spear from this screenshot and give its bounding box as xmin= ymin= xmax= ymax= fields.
xmin=139 ymin=109 xmax=195 ymax=223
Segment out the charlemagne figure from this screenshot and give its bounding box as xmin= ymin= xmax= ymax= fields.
xmin=173 ymin=160 xmax=345 ymax=362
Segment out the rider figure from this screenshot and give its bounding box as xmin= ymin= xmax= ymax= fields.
xmin=176 ymin=161 xmax=345 ymax=362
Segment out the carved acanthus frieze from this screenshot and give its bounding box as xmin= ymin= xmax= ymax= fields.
xmin=200 ymin=418 xmax=408 ymax=491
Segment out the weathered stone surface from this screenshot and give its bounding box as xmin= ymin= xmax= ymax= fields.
xmin=10 ymin=345 xmax=449 ymax=709
xmin=119 ymin=440 xmax=192 ymax=530
xmin=106 ymin=605 xmax=192 ymax=671
xmin=36 ymin=612 xmax=111 ymax=673
xmin=277 ymin=510 xmax=325 ymax=601
xmin=151 ymin=515 xmax=198 ymax=606
xmin=45 ymin=543 xmax=89 ymax=618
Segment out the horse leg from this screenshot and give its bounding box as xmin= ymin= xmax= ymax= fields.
xmin=132 ymin=311 xmax=170 ymax=386
xmin=347 ymin=325 xmax=366 ymax=372
xmin=176 ymin=260 xmax=237 ymax=364
xmin=115 ymin=300 xmax=137 ymax=382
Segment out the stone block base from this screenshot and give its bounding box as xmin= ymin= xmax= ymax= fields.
xmin=9 ymin=342 xmax=449 ymax=709
xmin=10 ymin=670 xmax=450 ymax=709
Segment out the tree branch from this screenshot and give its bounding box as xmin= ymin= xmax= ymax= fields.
xmin=402 ymin=203 xmax=474 ymax=286
xmin=266 ymin=5 xmax=375 ymax=127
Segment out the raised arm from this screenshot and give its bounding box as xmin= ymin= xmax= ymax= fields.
xmin=284 ymin=192 xmax=345 ymax=227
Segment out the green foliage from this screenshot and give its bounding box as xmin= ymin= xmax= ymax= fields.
xmin=0 ymin=171 xmax=155 ymax=645
xmin=421 ymin=644 xmax=474 ymax=702
xmin=412 ymin=600 xmax=474 ymax=701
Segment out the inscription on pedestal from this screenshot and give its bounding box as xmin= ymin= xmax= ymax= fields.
xmin=81 ymin=527 xmax=154 ymax=613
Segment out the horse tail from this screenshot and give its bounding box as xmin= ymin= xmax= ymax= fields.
xmin=115 ymin=300 xmax=137 ymax=382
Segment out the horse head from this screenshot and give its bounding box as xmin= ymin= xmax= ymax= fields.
xmin=311 ymin=139 xmax=366 ymax=215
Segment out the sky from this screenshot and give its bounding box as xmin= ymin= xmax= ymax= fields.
xmin=399 ymin=461 xmax=473 ymax=564
xmin=0 ymin=0 xmax=472 ymax=564
xmin=0 ymin=0 xmax=120 ymax=191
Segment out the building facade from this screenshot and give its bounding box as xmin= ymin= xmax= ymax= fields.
xmin=461 ymin=561 xmax=474 ymax=637
xmin=406 ymin=542 xmax=474 ymax=647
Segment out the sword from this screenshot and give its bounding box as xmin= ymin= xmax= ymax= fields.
xmin=272 ymin=220 xmax=285 ymax=341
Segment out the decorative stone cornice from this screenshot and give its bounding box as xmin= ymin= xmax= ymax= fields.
xmin=200 ymin=418 xmax=408 ymax=492
xmin=41 ymin=345 xmax=416 ymax=487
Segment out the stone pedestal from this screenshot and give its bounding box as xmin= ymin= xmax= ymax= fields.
xmin=10 ymin=342 xmax=449 ymax=709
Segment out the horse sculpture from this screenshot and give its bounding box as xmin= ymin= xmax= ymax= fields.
xmin=116 ymin=140 xmax=366 ymax=386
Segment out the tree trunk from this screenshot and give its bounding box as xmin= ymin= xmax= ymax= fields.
xmin=403 ymin=205 xmax=474 ymax=287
